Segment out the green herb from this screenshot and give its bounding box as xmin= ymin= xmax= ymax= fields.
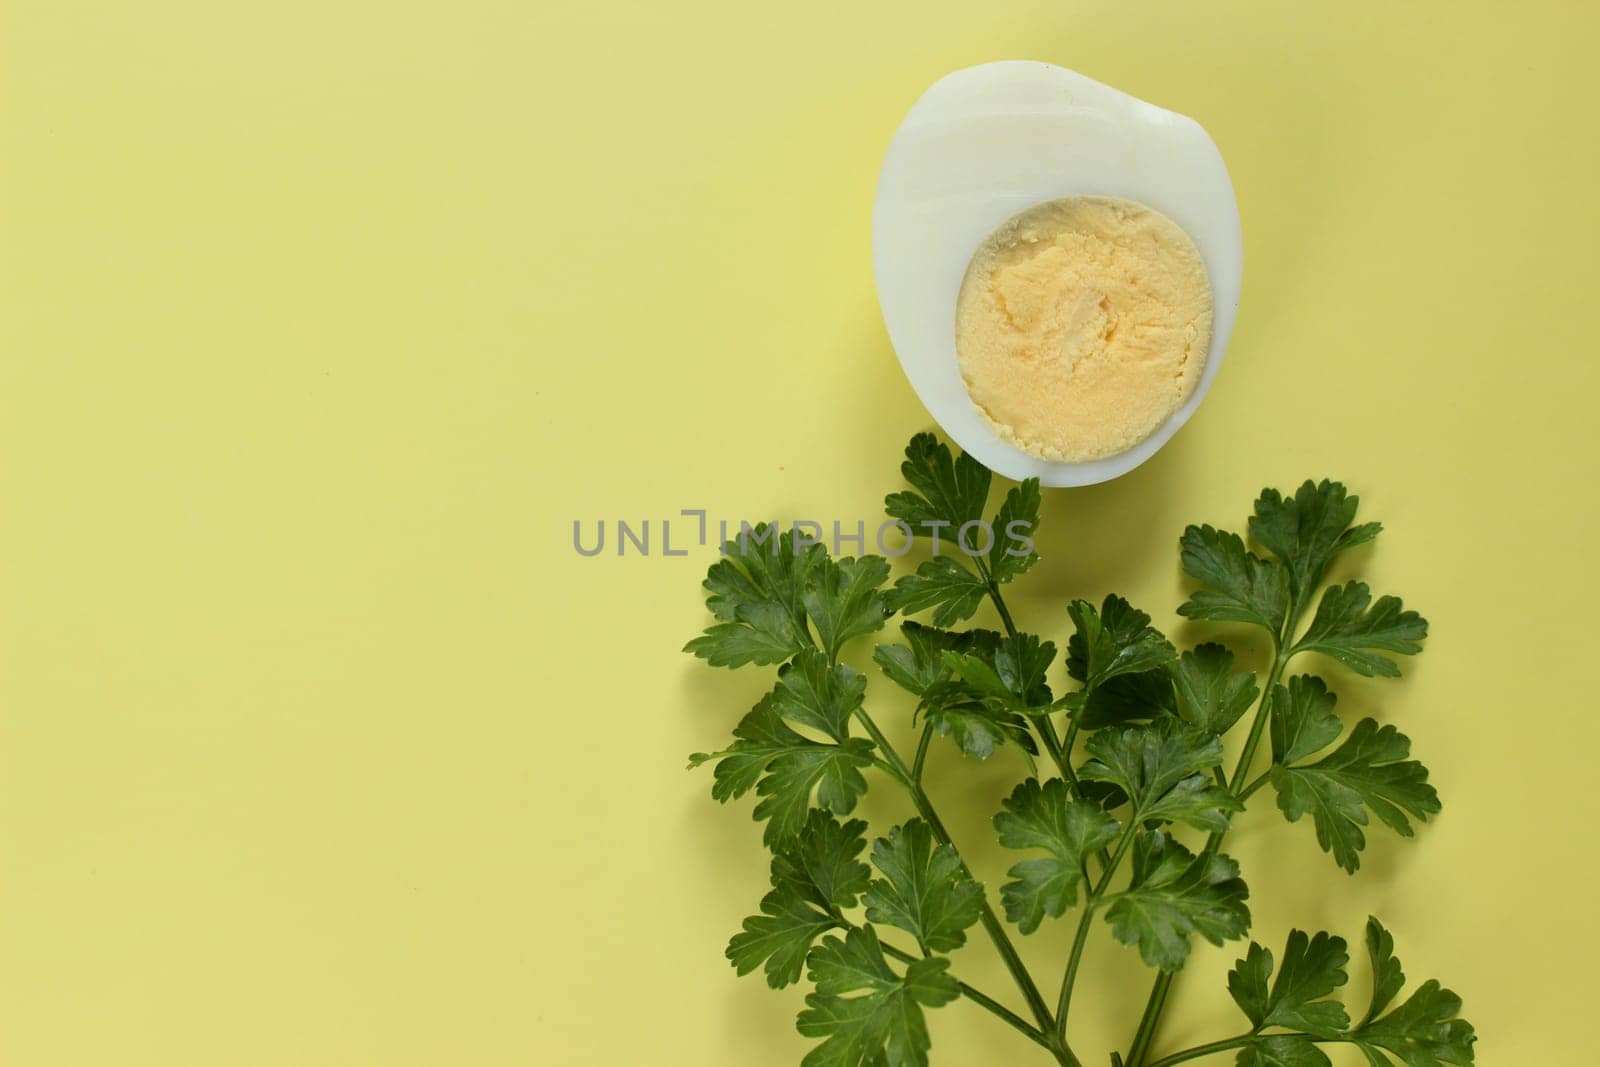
xmin=687 ymin=433 xmax=1475 ymax=1066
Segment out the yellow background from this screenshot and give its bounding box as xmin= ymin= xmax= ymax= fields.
xmin=3 ymin=1 xmax=1596 ymax=1063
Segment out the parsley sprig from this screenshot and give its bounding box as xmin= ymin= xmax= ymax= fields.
xmin=688 ymin=434 xmax=1474 ymax=1067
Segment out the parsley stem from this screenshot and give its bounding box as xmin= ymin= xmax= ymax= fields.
xmin=972 ymin=554 xmax=1018 ymax=634
xmin=974 ymin=554 xmax=1109 ymax=881
xmin=1236 ymin=770 xmax=1271 ymax=802
xmin=851 ymin=708 xmax=913 ymax=781
xmin=1139 ymin=1034 xmax=1252 ymax=1066
xmin=869 ymin=754 xmax=906 ymax=781
xmin=912 ymin=796 xmax=1064 ymax=1057
xmin=1124 ymin=644 xmax=1291 ymax=1066
xmin=851 ymin=703 xmax=1070 ymax=1063
xmin=877 ymin=938 xmax=1057 ymax=1052
xmin=1140 ymin=1030 xmax=1353 ymax=1067
xmin=1056 ymin=816 xmax=1138 ymax=1041
xmin=1124 ymin=971 xmax=1171 ymax=1067
xmin=973 ymin=555 xmax=1076 ymax=783
xmin=912 ymin=722 xmax=933 ymax=784
xmin=1224 ymin=648 xmax=1289 ymax=798
xmin=1033 ymin=717 xmax=1070 ymax=780
xmin=972 ymin=550 xmax=1113 ymax=979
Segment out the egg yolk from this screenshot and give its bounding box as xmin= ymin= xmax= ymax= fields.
xmin=954 ymin=196 xmax=1213 ymax=462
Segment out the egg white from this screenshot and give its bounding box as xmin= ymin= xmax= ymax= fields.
xmin=872 ymin=61 xmax=1242 ymax=486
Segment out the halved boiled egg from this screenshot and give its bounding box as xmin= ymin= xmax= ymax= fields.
xmin=873 ymin=61 xmax=1242 ymax=486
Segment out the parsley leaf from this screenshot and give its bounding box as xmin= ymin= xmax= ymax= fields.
xmin=1354 ymin=981 xmax=1475 ymax=1066
xmin=1070 ymin=670 xmax=1178 ymax=730
xmin=1350 ymin=918 xmax=1476 ymax=1065
xmin=687 ymin=524 xmax=819 ymax=667
xmin=1080 ymin=718 xmax=1241 ymax=832
xmin=1177 ymin=524 xmax=1290 ymax=637
xmin=1225 ymin=919 xmax=1476 ymax=1066
xmin=924 ymin=691 xmax=1034 ymax=760
xmin=1293 ymin=582 xmax=1428 ymax=678
xmin=988 ymin=478 xmax=1042 ymax=583
xmin=774 ymin=650 xmax=869 ymax=743
xmin=993 ymin=778 xmax=1122 ymax=933
xmin=688 ymin=532 xmax=890 ymax=667
xmin=1067 ymin=595 xmax=1178 ymax=689
xmin=872 ymin=637 xmax=1030 ymax=761
xmin=884 ymin=556 xmax=989 ymax=627
xmin=862 ymin=819 xmax=985 ymax=954
xmin=804 ymin=554 xmax=892 ymax=663
xmin=797 ymin=926 xmax=960 ymax=1067
xmin=1228 ymin=930 xmax=1352 ymax=1036
xmin=690 ymin=694 xmax=798 ymax=802
xmin=919 ymin=684 xmax=1036 ymax=761
xmin=995 ymin=632 xmax=1057 ymax=707
xmin=753 ymin=753 xmax=874 ymax=848
xmin=727 ymin=812 xmax=871 ymax=988
xmin=882 ymin=437 xmax=1042 ymax=630
xmin=728 ymin=891 xmax=840 ymax=992
xmin=1063 ymin=595 xmax=1178 ymax=727
xmin=689 ymin=691 xmax=875 ymax=845
xmin=700 ymin=523 xmax=818 ymax=625
xmin=885 ymin=432 xmax=992 ymax=544
xmin=873 ymin=622 xmax=1000 ymax=698
xmin=1361 ymin=916 xmax=1407 ymax=1023
xmin=1173 ymin=643 xmax=1260 ymax=734
xmin=686 ymin=600 xmax=809 ymax=669
xmin=941 ymin=633 xmax=1055 ymax=709
xmin=1249 ymin=480 xmax=1381 ymax=606
xmin=939 ymin=649 xmax=1012 ymax=703
xmin=880 ymin=636 xmax=1044 ymax=761
xmin=772 ymin=811 xmax=875 ymax=915
xmin=1237 ymin=1036 xmax=1330 ymax=1066
xmin=1270 ymin=719 xmax=1440 ymax=872
xmin=1104 ymin=831 xmax=1251 ymax=971
xmin=1270 ymin=675 xmax=1345 ymax=765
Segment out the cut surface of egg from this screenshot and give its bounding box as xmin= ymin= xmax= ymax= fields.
xmin=873 ymin=61 xmax=1242 ymax=487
